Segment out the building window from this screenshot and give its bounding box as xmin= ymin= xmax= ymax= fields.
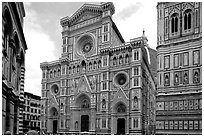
xmin=133 ymin=67 xmax=139 ymax=76
xmin=102 ymin=119 xmax=106 ymax=128
xmin=103 ymin=34 xmax=108 ymax=42
xmin=184 ymin=10 xmax=192 ymax=30
xmin=133 ymin=118 xmax=138 ymax=128
xmin=171 ymin=13 xmax=179 ymax=33
xmin=133 ymin=77 xmax=139 ymax=87
xmin=193 ymin=50 xmax=199 ymax=65
xmin=174 ymin=54 xmax=179 ymax=68
xmin=183 ymin=52 xmax=189 ymax=66
xmin=134 ymin=50 xmax=139 ymax=61
xmin=102 ymin=82 xmax=107 ymax=90
xmin=164 ymin=73 xmax=170 ymax=86
xmin=63 ymin=46 xmax=66 ymax=53
xmin=103 ymin=24 xmax=109 ymax=32
xmin=164 ymin=55 xmax=170 ymax=69
xmin=113 ymin=56 xmax=117 ymax=66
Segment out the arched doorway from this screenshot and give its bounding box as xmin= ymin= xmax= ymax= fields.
xmin=81 ymin=115 xmax=89 ymax=132
xmin=50 ymin=107 xmax=58 ymax=134
xmin=115 ymin=102 xmax=127 ymax=135
xmin=117 ymin=118 xmax=125 ymax=135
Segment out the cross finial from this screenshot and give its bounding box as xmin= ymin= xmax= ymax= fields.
xmin=143 ymin=28 xmax=145 ymax=36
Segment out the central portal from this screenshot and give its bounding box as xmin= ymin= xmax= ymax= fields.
xmin=117 ymin=118 xmax=125 ymax=135
xmin=81 ymin=115 xmax=89 ymax=132
xmin=53 ymin=120 xmax=57 ymax=134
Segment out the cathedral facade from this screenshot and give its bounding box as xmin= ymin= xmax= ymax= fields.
xmin=156 ymin=2 xmax=202 ymax=134
xmin=40 ymin=2 xmax=156 ymax=135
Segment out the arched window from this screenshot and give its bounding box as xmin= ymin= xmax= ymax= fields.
xmin=54 ymin=70 xmax=56 ymax=77
xmin=184 ymin=9 xmax=192 ymax=30
xmin=98 ymin=60 xmax=102 ymax=68
xmin=119 ymin=55 xmax=123 ymax=64
xmin=89 ymin=62 xmax=92 ymax=70
xmin=77 ymin=65 xmax=80 ymax=72
xmin=58 ymin=69 xmax=61 ymax=76
xmin=113 ymin=57 xmax=117 ymax=66
xmin=125 ymin=54 xmax=129 ymax=63
xmin=50 ymin=71 xmax=53 ymax=78
xmin=73 ymin=66 xmax=75 ymax=73
xmin=102 ymin=99 xmax=106 ymax=109
xmin=171 ymin=13 xmax=179 ymax=33
xmin=68 ymin=67 xmax=71 ymax=74
xmin=93 ymin=61 xmax=97 ymax=69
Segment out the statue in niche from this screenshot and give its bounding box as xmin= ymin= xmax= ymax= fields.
xmin=194 ymin=71 xmax=199 ymax=83
xmin=184 ymin=73 xmax=188 ymax=83
xmin=90 ymin=76 xmax=96 ymax=90
xmin=175 ymin=74 xmax=179 ymax=84
xmin=125 ymin=55 xmax=129 ymax=63
xmin=102 ymin=99 xmax=106 ymax=109
xmin=133 ymin=96 xmax=138 ymax=109
xmin=119 ymin=56 xmax=123 ymax=64
xmin=75 ymin=121 xmax=78 ymax=130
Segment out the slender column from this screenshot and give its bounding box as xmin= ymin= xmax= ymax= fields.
xmin=18 ymin=66 xmax=25 ymax=134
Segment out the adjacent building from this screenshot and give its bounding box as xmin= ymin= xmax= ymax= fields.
xmin=40 ymin=2 xmax=156 ymax=135
xmin=156 ymin=2 xmax=202 ymax=134
xmin=23 ymin=92 xmax=41 ymax=133
xmin=2 ymin=2 xmax=27 ymax=135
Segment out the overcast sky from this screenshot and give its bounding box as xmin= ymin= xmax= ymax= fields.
xmin=23 ymin=1 xmax=157 ymax=96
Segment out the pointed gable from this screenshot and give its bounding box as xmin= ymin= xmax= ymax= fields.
xmin=75 ymin=74 xmax=92 ymax=96
xmin=112 ymin=87 xmax=128 ymax=107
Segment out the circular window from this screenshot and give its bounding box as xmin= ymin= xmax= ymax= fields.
xmin=114 ymin=72 xmax=128 ymax=87
xmin=76 ymin=34 xmax=94 ymax=55
xmin=82 ymin=42 xmax=92 ymax=53
xmin=51 ymin=84 xmax=59 ymax=94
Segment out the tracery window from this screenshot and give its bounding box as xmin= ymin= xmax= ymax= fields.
xmin=184 ymin=9 xmax=192 ymax=30
xmin=171 ymin=13 xmax=179 ymax=33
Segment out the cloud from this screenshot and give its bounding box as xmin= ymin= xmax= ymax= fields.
xmin=114 ymin=2 xmax=142 ymax=21
xmin=24 ymin=6 xmax=57 ymax=96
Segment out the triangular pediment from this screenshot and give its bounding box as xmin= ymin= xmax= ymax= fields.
xmin=69 ymin=4 xmax=102 ymax=25
xmin=112 ymin=87 xmax=128 ymax=107
xmin=48 ymin=91 xmax=59 ymax=108
xmin=75 ymin=74 xmax=92 ymax=96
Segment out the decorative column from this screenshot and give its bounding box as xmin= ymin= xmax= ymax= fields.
xmin=18 ymin=66 xmax=25 ymax=134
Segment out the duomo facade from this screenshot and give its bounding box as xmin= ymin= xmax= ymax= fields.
xmin=40 ymin=2 xmax=156 ymax=135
